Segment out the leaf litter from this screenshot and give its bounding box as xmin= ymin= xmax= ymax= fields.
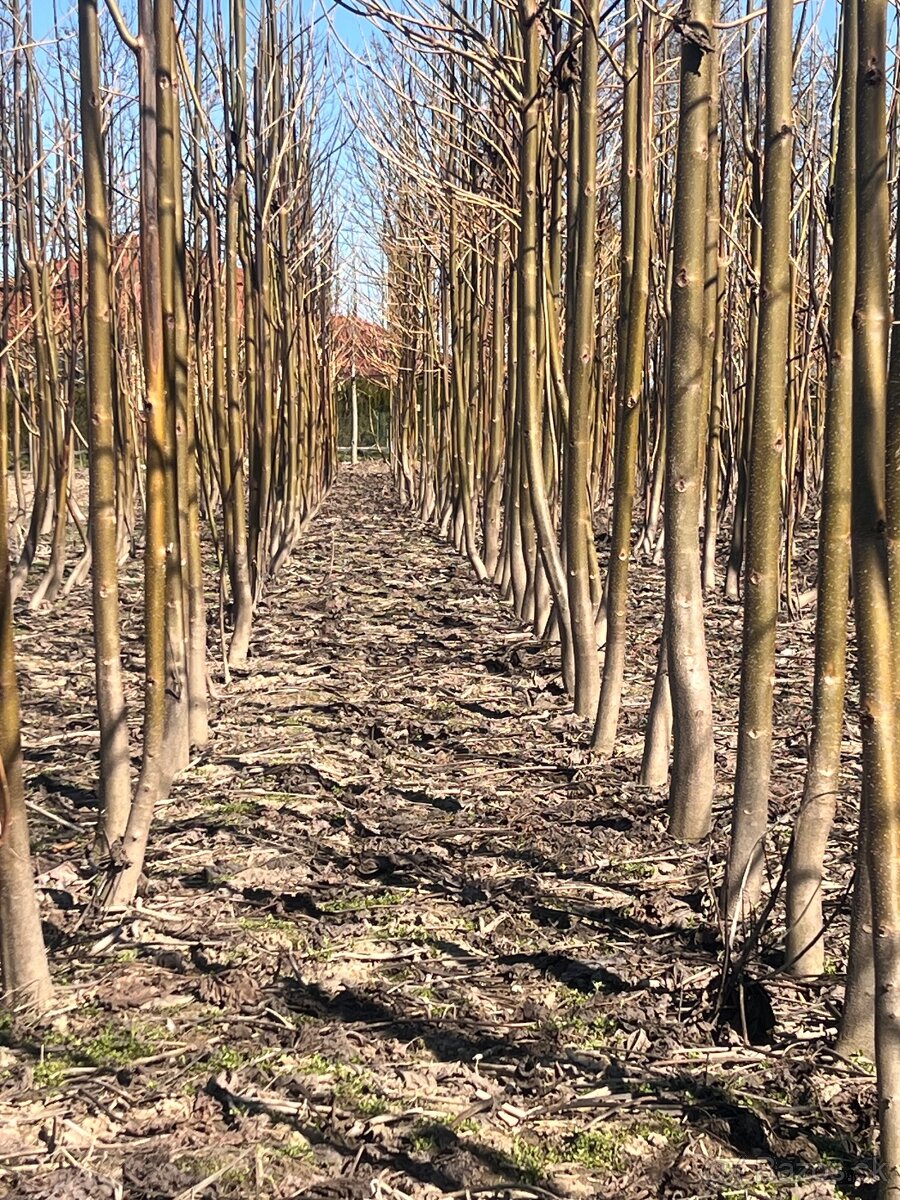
xmin=0 ymin=463 xmax=876 ymax=1199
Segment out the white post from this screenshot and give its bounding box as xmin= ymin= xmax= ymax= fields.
xmin=350 ymin=365 xmax=359 ymax=465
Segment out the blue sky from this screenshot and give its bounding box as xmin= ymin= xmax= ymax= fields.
xmin=25 ymin=0 xmax=385 ymax=318
xmin=28 ymin=0 xmax=372 ymax=41
xmin=28 ymin=0 xmax=841 ymax=56
xmin=24 ymin=0 xmax=845 ymax=324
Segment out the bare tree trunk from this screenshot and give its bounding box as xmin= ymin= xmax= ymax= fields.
xmin=79 ymin=0 xmax=132 ymax=851
xmin=0 ymin=344 xmax=51 ymax=1011
xmin=517 ymin=0 xmax=575 ymax=694
xmin=225 ymin=0 xmax=254 ymax=667
xmin=641 ymin=612 xmax=673 ymax=788
xmin=562 ymin=0 xmax=602 ymax=717
xmin=483 ymin=236 xmax=505 ymax=577
xmin=838 ymin=807 xmax=875 ymax=1057
xmin=108 ymin=0 xmax=170 ymax=907
xmin=785 ymin=0 xmax=855 ymax=976
xmin=664 ymin=0 xmax=716 ymax=843
xmin=156 ymin=0 xmax=190 ymax=776
xmin=850 ymin=0 xmax=900 ymax=1184
xmin=172 ymin=56 xmax=208 ymax=750
xmin=593 ymin=5 xmax=652 ymax=750
xmin=725 ymin=0 xmax=793 ymax=916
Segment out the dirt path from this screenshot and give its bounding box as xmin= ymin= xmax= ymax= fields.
xmin=0 ymin=466 xmax=876 ymax=1199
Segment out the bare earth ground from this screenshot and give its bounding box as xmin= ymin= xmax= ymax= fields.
xmin=0 ymin=463 xmax=878 ymax=1199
